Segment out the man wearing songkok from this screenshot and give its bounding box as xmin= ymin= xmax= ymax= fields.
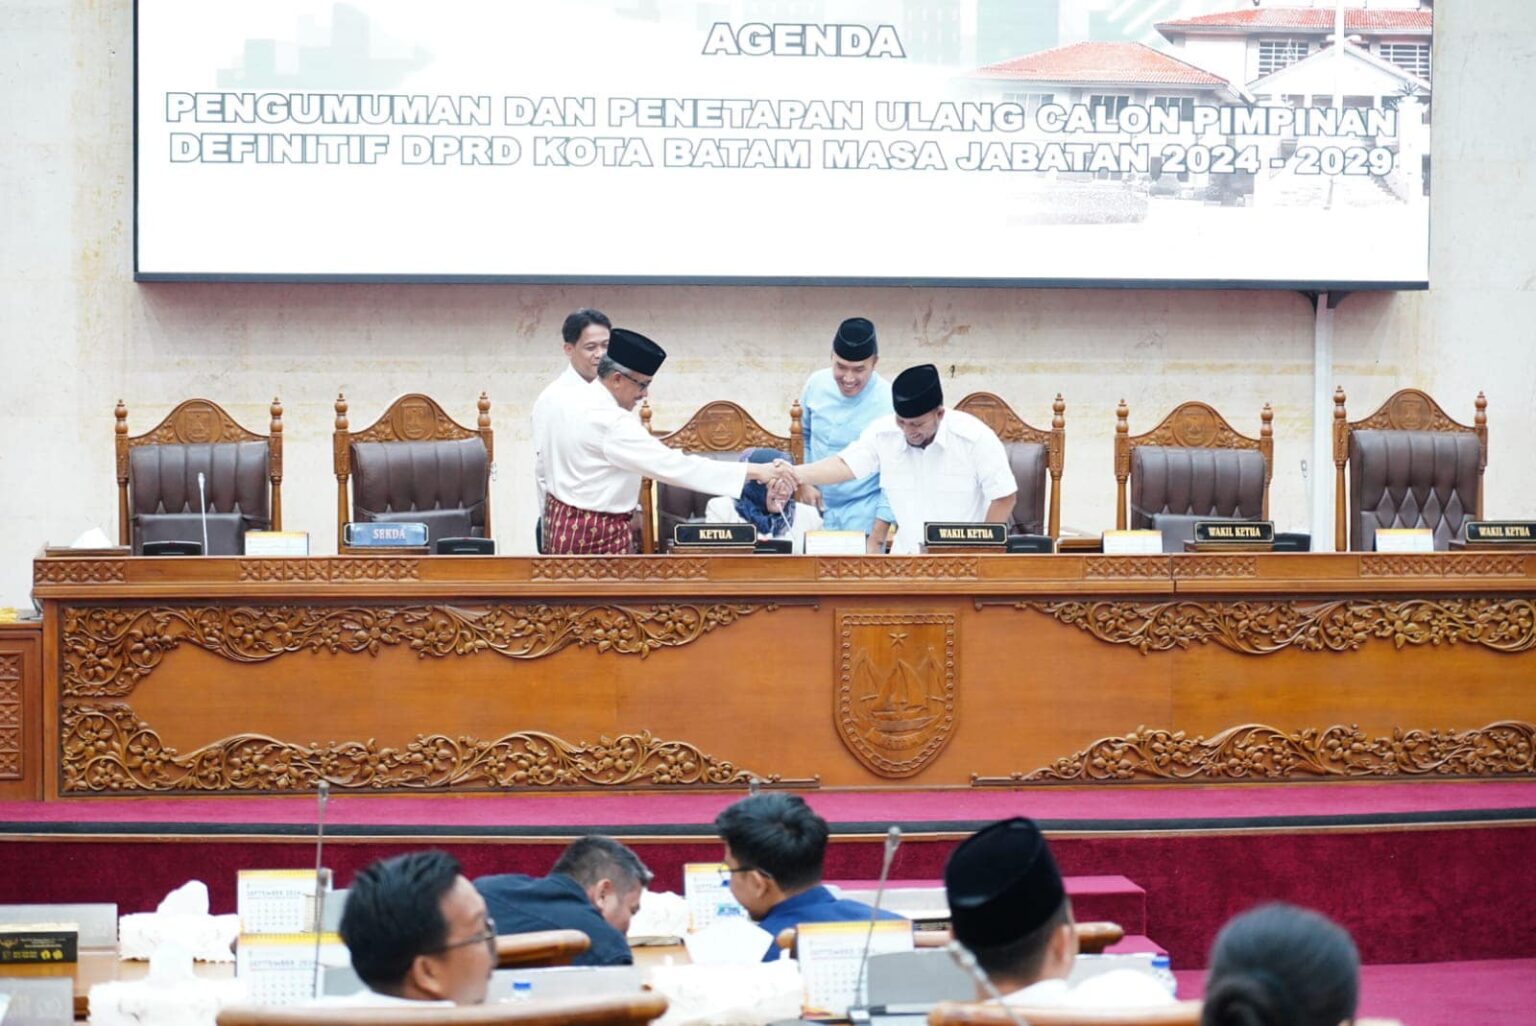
xmin=786 ymin=364 xmax=1017 ymax=554
xmin=945 ymin=817 xmax=1171 ymax=1008
xmin=476 ymin=836 xmax=650 ymax=967
xmin=799 ymin=317 xmax=896 ymax=551
xmin=532 ymin=308 xmax=610 ymax=524
xmin=715 ymin=793 xmax=903 ymax=962
xmin=541 ymin=327 xmax=791 ymax=554
xmin=705 ymin=448 xmax=823 ymax=551
xmin=336 ymin=850 xmax=493 ymax=1006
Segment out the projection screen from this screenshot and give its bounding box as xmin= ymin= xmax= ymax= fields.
xmin=135 ymin=1 xmax=1434 ymax=287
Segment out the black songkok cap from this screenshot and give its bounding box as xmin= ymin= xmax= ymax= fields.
xmin=892 ymin=364 xmax=944 ymax=419
xmin=833 ymin=317 xmax=878 ymax=361
xmin=607 ymin=328 xmax=666 ymax=377
xmin=944 ymin=817 xmax=1066 ymax=949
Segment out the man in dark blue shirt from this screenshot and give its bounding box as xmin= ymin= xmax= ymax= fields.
xmin=473 ymin=836 xmax=650 ymax=967
xmin=715 ymin=793 xmax=902 ymax=961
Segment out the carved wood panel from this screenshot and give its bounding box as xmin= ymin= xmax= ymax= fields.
xmin=1132 ymin=402 xmax=1262 ymax=451
xmin=0 ymin=653 xmax=20 ymax=780
xmin=836 ymin=611 xmax=957 ymax=778
xmin=133 ymin=400 xmax=265 ymax=447
xmin=1012 ymin=598 xmax=1536 ymax=655
xmin=974 ymin=721 xmax=1536 ymax=784
xmin=1359 ymin=554 xmax=1527 ymax=577
xmin=351 ymin=394 xmax=476 ymax=444
xmin=1171 ymin=556 xmax=1259 ymax=578
xmin=60 ymin=602 xmax=781 ymax=698
xmin=35 ymin=561 xmax=126 ymax=585
xmin=1083 ymin=557 xmax=1169 ymax=579
xmin=954 ymin=393 xmax=1049 ymax=445
xmin=1352 ymin=389 xmax=1467 ymax=433
xmin=237 ymin=559 xmax=423 ymax=582
xmin=530 ymin=558 xmax=710 ymax=581
xmin=60 ymin=703 xmax=781 ymax=794
xmin=656 ymin=401 xmax=790 ymax=454
xmin=817 ymin=558 xmax=978 ymax=579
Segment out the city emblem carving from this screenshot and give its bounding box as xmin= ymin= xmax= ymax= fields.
xmin=836 ymin=612 xmax=956 ymax=778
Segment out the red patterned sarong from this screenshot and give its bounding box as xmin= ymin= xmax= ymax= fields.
xmin=543 ymin=495 xmax=636 ymax=555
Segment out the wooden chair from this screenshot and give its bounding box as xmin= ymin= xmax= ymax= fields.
xmin=637 ymin=399 xmax=803 ymax=553
xmin=115 ymin=397 xmax=283 ymax=553
xmin=775 ymin=922 xmax=1123 ymax=956
xmin=928 ymin=1000 xmax=1201 ymax=1026
xmin=1114 ymin=400 xmax=1273 ymax=543
xmin=334 ymin=393 xmax=493 ymax=550
xmin=495 ymin=929 xmax=590 ymax=969
xmin=217 ymin=993 xmax=668 ymax=1026
xmin=1332 ymin=387 xmax=1487 ymax=551
xmin=954 ymin=392 xmax=1066 ymax=538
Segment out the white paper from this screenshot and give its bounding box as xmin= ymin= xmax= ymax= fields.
xmin=1102 ymin=530 xmax=1164 ymax=555
xmin=681 ymin=918 xmax=775 ymax=967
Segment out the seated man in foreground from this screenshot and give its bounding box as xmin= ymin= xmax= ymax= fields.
xmin=784 ymin=364 xmax=1017 ymax=554
xmin=475 ymin=835 xmax=651 ymax=966
xmin=338 ymin=850 xmax=494 ymax=1006
xmin=715 ymin=793 xmax=902 ymax=961
xmin=946 ymin=817 xmax=1172 ymax=1007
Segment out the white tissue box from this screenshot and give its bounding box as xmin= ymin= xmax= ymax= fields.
xmin=119 ymin=914 xmax=240 ymax=963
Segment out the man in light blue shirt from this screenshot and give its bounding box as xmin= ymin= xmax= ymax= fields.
xmin=799 ymin=317 xmax=895 ymax=551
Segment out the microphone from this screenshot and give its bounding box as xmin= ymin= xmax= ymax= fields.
xmin=309 ymin=780 xmax=331 ymax=998
xmin=196 ymin=472 xmax=210 ymax=555
xmin=946 ymin=941 xmax=1030 ymax=1026
xmin=852 ymin=825 xmax=902 ymax=1010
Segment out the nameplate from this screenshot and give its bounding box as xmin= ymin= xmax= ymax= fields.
xmin=1465 ymin=521 xmax=1536 ymax=544
xmin=0 ymin=925 xmax=77 ymax=964
xmin=1375 ymin=528 xmax=1435 ymax=553
xmin=673 ymin=523 xmax=756 ymax=548
xmin=923 ymin=522 xmax=1007 ymax=547
xmin=343 ymin=522 xmax=427 ymax=548
xmin=1193 ymin=521 xmax=1274 ymax=548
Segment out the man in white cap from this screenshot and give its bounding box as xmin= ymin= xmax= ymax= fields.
xmin=541 ymin=327 xmax=793 ymax=554
xmin=786 ymin=364 xmax=1017 ymax=554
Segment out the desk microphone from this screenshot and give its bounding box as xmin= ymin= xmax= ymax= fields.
xmin=196 ymin=472 xmax=210 ymax=555
xmin=309 ymin=780 xmax=331 ymax=998
xmin=852 ymin=825 xmax=902 ymax=1010
xmin=946 ymin=941 xmax=1030 ymax=1026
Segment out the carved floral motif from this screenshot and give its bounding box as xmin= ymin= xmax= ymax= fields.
xmin=1359 ymin=554 xmax=1527 ymax=578
xmin=35 ymin=561 xmax=126 ymax=585
xmin=954 ymin=394 xmax=1048 ymax=445
xmin=1171 ymin=556 xmax=1258 ymax=578
xmin=981 ymin=721 xmax=1536 ymax=784
xmin=60 ymin=602 xmax=777 ymax=698
xmin=138 ymin=401 xmax=263 ymax=446
xmin=658 ymin=402 xmax=788 ymax=453
xmin=1083 ymin=557 xmax=1168 ymax=579
xmin=530 ymin=558 xmax=710 ymax=581
xmin=1017 ymin=598 xmax=1536 ymax=655
xmin=61 ymin=704 xmax=768 ymax=793
xmin=817 ymin=558 xmax=978 ymax=579
xmin=353 ymin=396 xmax=475 ymax=444
xmin=1135 ymin=403 xmax=1259 ymax=451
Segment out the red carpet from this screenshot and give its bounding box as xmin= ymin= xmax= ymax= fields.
xmin=1174 ymin=959 xmax=1536 ymax=1026
xmin=4 ymin=779 xmax=1532 ymax=831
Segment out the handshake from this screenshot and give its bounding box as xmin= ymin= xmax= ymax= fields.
xmin=744 ymin=458 xmax=818 ymax=510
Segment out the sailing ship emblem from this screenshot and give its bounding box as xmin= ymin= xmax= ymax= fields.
xmin=836 ymin=614 xmax=957 ymax=778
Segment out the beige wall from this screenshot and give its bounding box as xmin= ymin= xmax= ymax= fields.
xmin=3 ymin=1 xmax=1533 ymax=605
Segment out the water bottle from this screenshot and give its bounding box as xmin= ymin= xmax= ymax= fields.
xmin=511 ymin=981 xmax=533 ymax=1002
xmin=1150 ymin=955 xmax=1177 ymax=998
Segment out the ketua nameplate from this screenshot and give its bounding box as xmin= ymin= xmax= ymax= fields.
xmin=1190 ymin=521 xmax=1275 ymax=551
xmin=673 ymin=523 xmax=756 ymax=552
xmin=924 ymin=522 xmax=1007 ymax=553
xmin=1464 ymin=522 xmax=1536 ymax=547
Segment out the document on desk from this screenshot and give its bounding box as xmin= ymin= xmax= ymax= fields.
xmin=237 ymin=870 xmax=330 ymax=935
xmin=798 ymin=919 xmax=914 ymax=1018
xmin=682 ymin=863 xmax=747 ymax=933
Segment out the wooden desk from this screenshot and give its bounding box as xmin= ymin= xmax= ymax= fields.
xmin=0 ymin=949 xmax=234 ymax=1019
xmin=28 ymin=552 xmax=1536 ymax=796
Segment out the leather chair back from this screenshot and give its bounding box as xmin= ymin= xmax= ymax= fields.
xmin=655 ymin=451 xmax=749 ymax=544
xmin=350 ymin=438 xmax=489 ymax=539
xmin=129 ymin=441 xmax=271 ymax=553
xmin=1349 ymin=429 xmax=1482 ymax=551
xmin=1333 ymin=387 xmax=1488 ymax=552
xmin=1128 ymin=446 xmax=1268 ymax=528
xmin=1002 ymin=441 xmax=1049 ymax=535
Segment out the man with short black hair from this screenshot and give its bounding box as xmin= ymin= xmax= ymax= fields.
xmin=339 ymin=850 xmax=494 ymax=1006
xmin=532 ymin=308 xmax=611 ymax=526
xmin=475 ymin=836 xmax=653 ymax=966
xmin=945 ymin=817 xmax=1170 ymax=1007
xmin=715 ymin=793 xmax=900 ymax=961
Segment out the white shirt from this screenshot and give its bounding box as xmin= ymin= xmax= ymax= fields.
xmin=1003 ymin=970 xmax=1175 ymax=1008
xmin=544 ymin=382 xmax=750 ymax=514
xmin=532 ymin=364 xmax=594 ymax=509
xmin=705 ymin=496 xmax=824 ymax=552
xmin=836 ymin=408 xmax=1017 ymax=555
